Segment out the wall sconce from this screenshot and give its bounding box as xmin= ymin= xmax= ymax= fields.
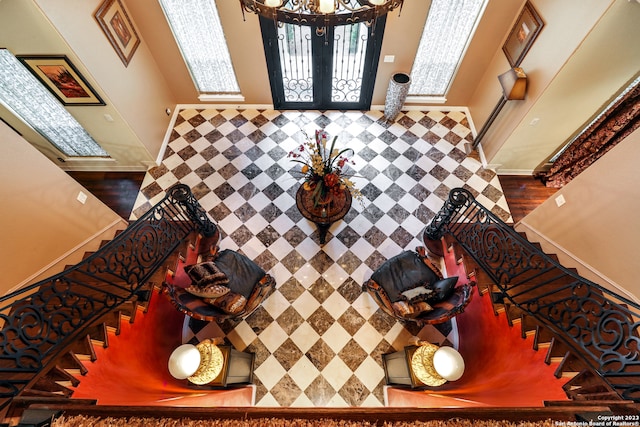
xmin=472 ymin=67 xmax=527 ymax=149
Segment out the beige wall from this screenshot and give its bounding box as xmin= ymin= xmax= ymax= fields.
xmin=471 ymin=0 xmax=639 ymax=174
xmin=124 ymin=0 xmax=202 ymax=103
xmin=0 ymin=0 xmax=176 ymax=171
xmin=517 ymin=127 xmax=640 ymax=302
xmin=35 ymin=0 xmax=177 ymax=168
xmin=3 ymin=0 xmax=638 ymax=303
xmin=127 ymin=0 xmax=525 ymax=108
xmin=0 ymin=121 xmax=126 ymax=294
xmin=449 ymin=1 xmax=522 ymax=108
xmin=126 ymin=0 xmax=273 ymax=105
xmin=4 ymin=0 xmax=632 ymax=174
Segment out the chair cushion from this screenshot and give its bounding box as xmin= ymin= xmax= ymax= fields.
xmin=371 ymin=251 xmax=441 ymax=303
xmin=427 ymin=276 xmax=459 ymax=303
xmin=214 ymin=249 xmax=266 ymax=299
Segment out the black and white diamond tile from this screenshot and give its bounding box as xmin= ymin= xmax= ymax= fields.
xmin=132 ymin=108 xmax=511 ymax=407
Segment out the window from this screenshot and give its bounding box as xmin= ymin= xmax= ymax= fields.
xmin=409 ymin=0 xmax=487 ymax=99
xmin=158 ymin=0 xmax=241 ymax=98
xmin=0 ymin=49 xmax=108 ymax=157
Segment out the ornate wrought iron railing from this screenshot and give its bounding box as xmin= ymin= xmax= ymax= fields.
xmin=0 ymin=184 xmax=216 ymax=410
xmin=425 ymin=187 xmax=640 ymax=402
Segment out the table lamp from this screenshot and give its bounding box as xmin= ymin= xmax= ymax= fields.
xmin=168 ymin=339 xmax=224 ymax=385
xmin=472 ymin=67 xmax=527 ymax=149
xmin=410 ymin=342 xmax=465 ymax=386
xmin=433 ymin=345 xmax=465 ymax=381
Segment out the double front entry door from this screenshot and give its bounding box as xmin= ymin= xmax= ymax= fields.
xmin=259 ymin=17 xmax=386 ymax=110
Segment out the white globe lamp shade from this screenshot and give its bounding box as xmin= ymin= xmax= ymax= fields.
xmin=168 ymin=344 xmax=201 ymax=379
xmin=433 ymin=346 xmax=465 ymax=381
xmin=319 ymin=0 xmax=336 ymax=13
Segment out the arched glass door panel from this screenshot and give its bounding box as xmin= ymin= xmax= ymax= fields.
xmin=261 ymin=18 xmax=386 ymax=110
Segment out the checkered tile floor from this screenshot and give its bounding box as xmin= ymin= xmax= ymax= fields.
xmin=131 ymin=109 xmax=512 ymax=407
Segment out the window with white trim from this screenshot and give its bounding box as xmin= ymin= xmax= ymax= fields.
xmin=0 ymin=49 xmax=108 ymax=157
xmin=158 ymin=0 xmax=241 ymax=96
xmin=409 ymin=0 xmax=487 ymax=98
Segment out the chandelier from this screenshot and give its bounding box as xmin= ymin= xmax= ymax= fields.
xmin=239 ymin=0 xmax=404 ymax=32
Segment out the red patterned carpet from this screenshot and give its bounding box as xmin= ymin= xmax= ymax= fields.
xmin=385 ymin=246 xmax=570 ymax=407
xmin=70 ymin=289 xmax=254 ymax=406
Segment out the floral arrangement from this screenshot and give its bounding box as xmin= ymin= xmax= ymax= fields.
xmin=288 ymin=129 xmax=362 ymax=207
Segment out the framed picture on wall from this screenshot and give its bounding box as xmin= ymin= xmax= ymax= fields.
xmin=502 ymin=2 xmax=544 ymax=67
xmin=94 ymin=0 xmax=140 ymax=67
xmin=17 ymin=55 xmax=106 ymax=106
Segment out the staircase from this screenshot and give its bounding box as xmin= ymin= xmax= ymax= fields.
xmin=2 ymin=228 xmax=225 ymax=426
xmin=425 ymin=187 xmax=640 ymax=405
xmin=15 ymin=244 xmax=179 ymax=400
xmin=0 ymin=184 xmax=219 ymax=423
xmin=443 ymin=234 xmax=612 ymax=398
xmin=3 ymin=184 xmax=640 ymax=425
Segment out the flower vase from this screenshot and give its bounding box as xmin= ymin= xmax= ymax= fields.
xmin=301 ymin=185 xmax=346 ymax=219
xmin=318 ymin=192 xmax=333 ymax=218
xmin=384 ymin=72 xmax=411 ymax=121
xmin=317 ymin=187 xmax=333 ymax=206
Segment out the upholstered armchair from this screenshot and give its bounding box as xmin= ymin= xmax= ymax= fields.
xmin=165 ymin=248 xmax=275 ymax=322
xmin=362 ymin=246 xmax=474 ymax=326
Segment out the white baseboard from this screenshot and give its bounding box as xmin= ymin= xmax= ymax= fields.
xmin=496 ymin=169 xmax=535 ymax=176
xmin=175 ymin=103 xmax=471 ymax=113
xmin=370 ymin=104 xmax=471 ymax=113
xmin=61 ymin=165 xmax=150 ymax=172
xmin=176 ymin=103 xmax=275 ymax=110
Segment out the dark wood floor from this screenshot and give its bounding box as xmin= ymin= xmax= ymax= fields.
xmin=66 ymin=171 xmax=145 ymax=219
xmin=67 ymin=172 xmax=557 ymax=224
xmin=498 ymin=175 xmax=558 ymax=223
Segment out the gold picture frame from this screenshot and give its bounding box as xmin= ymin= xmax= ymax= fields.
xmin=18 ymin=55 xmax=105 ymax=106
xmin=94 ymin=0 xmax=140 ymax=67
xmin=502 ymin=2 xmax=544 ymax=67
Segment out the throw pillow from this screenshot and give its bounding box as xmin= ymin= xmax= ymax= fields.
xmin=427 ymin=276 xmax=458 ymax=303
xmin=401 ymin=286 xmax=435 ymax=302
xmin=205 ymin=291 xmax=247 ymax=315
xmin=184 ymin=283 xmax=230 ymax=299
xmin=371 ymin=251 xmax=442 ymax=303
xmin=185 ymin=261 xmax=230 ymax=288
xmin=411 ymin=301 xmax=434 ymax=316
xmin=392 ymin=300 xmax=433 ymax=319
